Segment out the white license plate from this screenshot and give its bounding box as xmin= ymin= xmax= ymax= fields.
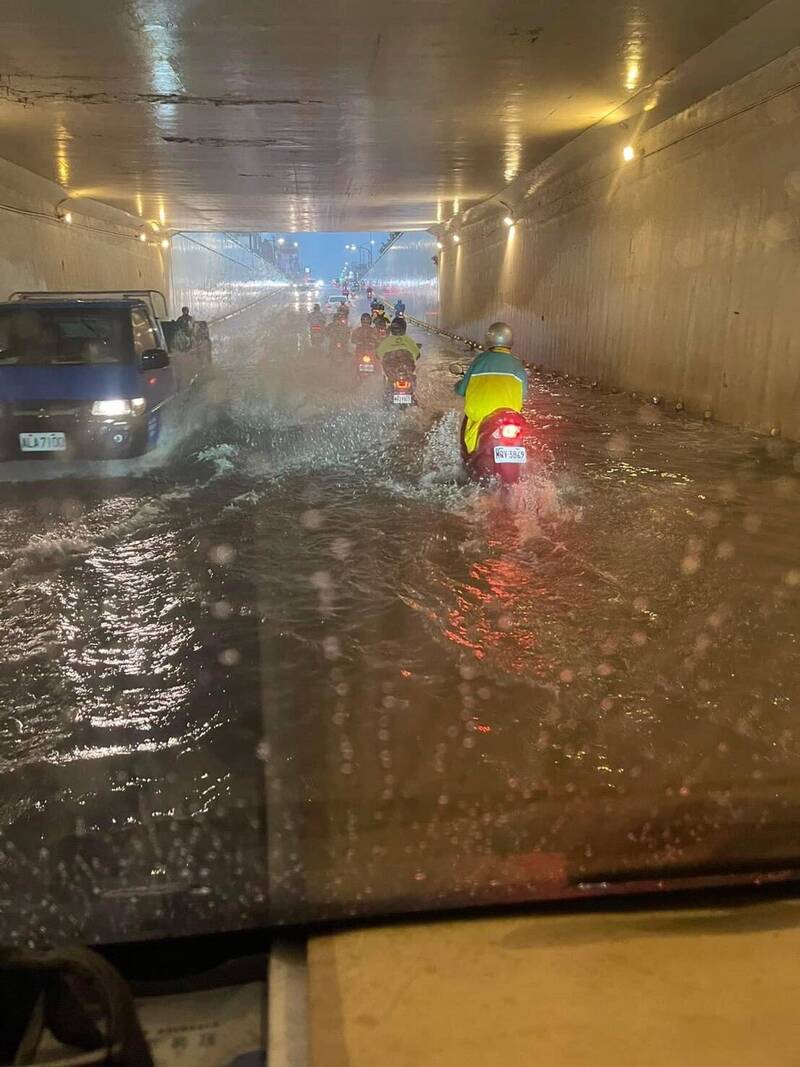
xmin=493 ymin=445 xmax=526 ymax=464
xmin=358 ymin=364 xmax=375 ymax=373
xmin=19 ymin=432 xmax=67 ymax=452
xmin=393 ymin=393 xmax=412 ymax=405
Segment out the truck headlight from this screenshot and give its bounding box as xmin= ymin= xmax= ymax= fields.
xmin=91 ymin=398 xmax=146 ymax=417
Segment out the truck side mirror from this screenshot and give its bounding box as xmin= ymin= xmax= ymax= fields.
xmin=141 ymin=348 xmax=170 ymax=370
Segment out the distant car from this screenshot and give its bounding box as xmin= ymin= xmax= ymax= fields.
xmin=326 ymin=295 xmax=348 ymax=309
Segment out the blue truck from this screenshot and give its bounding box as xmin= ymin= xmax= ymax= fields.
xmin=0 ymin=290 xmax=212 ymax=460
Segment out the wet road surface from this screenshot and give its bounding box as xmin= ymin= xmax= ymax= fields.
xmin=2 ymin=292 xmax=800 ymax=945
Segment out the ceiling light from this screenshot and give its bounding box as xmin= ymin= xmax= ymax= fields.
xmin=622 ymin=144 xmax=635 ymax=163
xmin=61 ymin=210 xmax=73 ymax=224
xmin=453 ymin=234 xmax=460 ymax=244
xmin=503 ymin=215 xmax=514 ymax=227
xmin=436 ymin=241 xmax=443 ymax=250
xmin=160 ymin=238 xmax=169 ymax=250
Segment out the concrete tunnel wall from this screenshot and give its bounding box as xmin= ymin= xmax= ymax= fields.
xmin=0 ymin=157 xmax=167 ymax=302
xmin=364 ymin=232 xmax=439 ymax=324
xmin=0 ymin=155 xmax=289 ymax=324
xmin=438 ymin=43 xmax=800 ymax=438
xmin=170 ymin=232 xmax=289 ymax=322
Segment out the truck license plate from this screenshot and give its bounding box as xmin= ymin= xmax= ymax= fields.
xmin=19 ymin=432 xmax=67 ymax=452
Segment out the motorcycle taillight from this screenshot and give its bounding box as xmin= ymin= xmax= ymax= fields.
xmin=361 ymin=354 xmax=372 ymax=363
xmin=394 ymin=379 xmax=410 ymax=389
xmin=493 ymin=423 xmax=523 ymax=440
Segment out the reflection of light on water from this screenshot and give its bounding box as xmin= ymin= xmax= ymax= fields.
xmin=55 ymin=523 xmax=194 ymax=734
xmin=55 ymin=738 xmax=182 ymax=765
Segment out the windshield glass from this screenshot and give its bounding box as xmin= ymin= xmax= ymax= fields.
xmin=3 ymin=264 xmax=800 ymax=946
xmin=1 ymin=4 xmax=800 ymax=954
xmin=0 ymin=307 xmax=130 ymax=365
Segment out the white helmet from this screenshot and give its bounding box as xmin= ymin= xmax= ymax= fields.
xmin=485 ymin=321 xmax=513 ymax=349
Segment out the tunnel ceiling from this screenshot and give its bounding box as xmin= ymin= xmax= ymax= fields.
xmin=0 ymin=0 xmax=771 ymax=233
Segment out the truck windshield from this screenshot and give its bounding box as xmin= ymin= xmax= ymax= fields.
xmin=0 ymin=307 xmax=130 ymax=366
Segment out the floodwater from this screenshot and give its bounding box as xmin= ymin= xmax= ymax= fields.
xmin=2 ymin=292 xmax=800 ymax=946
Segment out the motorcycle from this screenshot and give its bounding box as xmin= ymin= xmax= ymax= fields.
xmin=383 ymin=352 xmax=417 ymax=409
xmin=328 ymin=323 xmax=350 ymax=357
xmin=355 ymin=348 xmax=377 ymax=377
xmin=450 ymin=363 xmax=530 ymax=485
xmin=309 ymin=324 xmax=325 ymax=349
xmin=373 ymin=318 xmax=390 ymax=340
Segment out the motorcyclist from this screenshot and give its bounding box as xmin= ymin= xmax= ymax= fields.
xmin=175 ymin=305 xmax=194 ymax=349
xmin=394 ymin=298 xmax=406 ymax=317
xmin=455 ymin=322 xmax=527 ymax=456
xmin=372 ymin=303 xmax=389 ymax=327
xmin=366 ymin=285 xmax=374 ymax=302
xmin=377 ymin=317 xmax=421 ymax=379
xmin=350 ymin=312 xmax=377 ymax=354
xmin=308 ymin=303 xmax=326 ymax=328
xmin=333 ymin=303 xmax=350 ymax=323
xmin=327 ymin=314 xmax=350 ymax=354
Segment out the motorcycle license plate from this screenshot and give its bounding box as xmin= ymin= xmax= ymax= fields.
xmin=493 ymin=445 xmax=526 ymax=464
xmin=393 ymin=393 xmax=412 ymax=405
xmin=358 ymin=364 xmax=375 ymax=373
xmin=19 ymin=432 xmax=67 ymax=452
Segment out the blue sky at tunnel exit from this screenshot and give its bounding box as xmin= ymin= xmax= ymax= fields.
xmin=285 ymin=231 xmax=390 ymax=282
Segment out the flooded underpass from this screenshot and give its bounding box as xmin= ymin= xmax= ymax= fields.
xmin=2 ymin=291 xmax=800 ymax=946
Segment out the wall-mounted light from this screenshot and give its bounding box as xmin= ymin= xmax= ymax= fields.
xmin=138 ymin=231 xmax=148 ymax=243
xmin=436 ymin=241 xmax=444 ymax=250
xmin=56 ymin=200 xmax=73 ymax=224
xmin=622 ymin=144 xmax=636 ymax=163
xmin=150 ymin=221 xmax=160 ymax=232
xmin=277 ymin=237 xmax=285 ymax=245
xmin=160 ymin=237 xmax=169 ymax=250
xmin=452 ymin=234 xmax=460 ymax=244
xmin=503 ymin=214 xmax=514 ymax=227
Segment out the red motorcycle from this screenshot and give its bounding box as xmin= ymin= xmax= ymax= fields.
xmin=463 ymin=409 xmax=530 ymax=484
xmin=450 ymin=363 xmax=530 ymax=485
xmin=309 ymin=324 xmax=325 ymax=349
